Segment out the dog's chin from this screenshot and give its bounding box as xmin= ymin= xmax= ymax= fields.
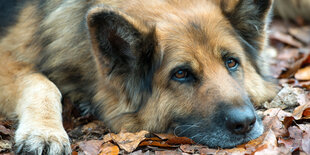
xmin=173 ymin=117 xmax=264 ymax=148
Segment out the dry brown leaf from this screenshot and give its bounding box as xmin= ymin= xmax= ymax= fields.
xmin=71 ymin=151 xmax=78 ymax=155
xmin=289 ymin=26 xmax=310 ymax=44
xmin=0 ymin=125 xmax=11 ymax=136
xmin=0 ymin=140 xmax=12 ymax=152
xmin=294 ymin=81 xmax=310 ymax=90
xmin=302 ymin=108 xmax=310 ymax=117
xmin=154 ymin=133 xmax=175 ymax=140
xmin=78 ymin=140 xmax=104 ymax=155
xmin=130 ymin=150 xmax=153 ymax=155
xmin=292 ymin=103 xmax=310 ymax=120
xmin=179 ymin=144 xmax=199 ymax=154
xmin=155 ymin=150 xmax=182 ymax=155
xmin=297 ymin=124 xmax=310 ymax=154
xmin=251 ymin=129 xmax=289 ymax=155
xmin=144 ymin=137 xmax=162 ymax=141
xmin=302 ymin=134 xmax=310 ymax=154
xmin=269 ymin=31 xmax=303 ymax=48
xmin=262 ymin=108 xmax=290 ymax=137
xmin=279 ymin=53 xmax=309 ymax=79
xmin=166 ymin=137 xmax=195 ymax=145
xmin=277 ymin=48 xmax=300 ymax=61
xmin=139 ymin=140 xmax=174 ymax=148
xmin=288 ymin=126 xmax=303 ymax=149
xmin=263 ymin=86 xmax=305 ymax=109
xmin=302 ymin=54 xmax=310 ymax=65
xmin=99 ymin=142 xmax=119 ymax=155
xmin=103 ymin=133 xmax=113 ymax=143
xmin=154 ymin=133 xmax=195 ymax=145
xmin=278 ymin=138 xmax=296 ymax=153
xmin=81 ymin=121 xmax=105 ymax=133
xmin=243 ymin=130 xmax=267 ymax=153
xmin=110 ymin=130 xmax=148 ymax=152
xmin=224 ymin=148 xmax=247 ymax=155
xmin=295 ymin=66 xmax=310 ymax=80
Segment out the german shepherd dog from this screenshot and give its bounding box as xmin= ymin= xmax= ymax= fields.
xmin=0 ymin=0 xmax=277 ymax=154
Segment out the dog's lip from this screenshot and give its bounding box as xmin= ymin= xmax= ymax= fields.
xmin=173 ymin=116 xmax=264 ymax=148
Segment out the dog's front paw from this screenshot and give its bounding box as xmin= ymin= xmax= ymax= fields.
xmin=14 ymin=125 xmax=71 ymax=155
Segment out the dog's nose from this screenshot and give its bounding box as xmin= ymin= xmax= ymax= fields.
xmin=225 ymin=105 xmax=256 ymax=134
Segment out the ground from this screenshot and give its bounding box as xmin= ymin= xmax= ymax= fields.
xmin=1 ymin=17 xmax=310 ymax=155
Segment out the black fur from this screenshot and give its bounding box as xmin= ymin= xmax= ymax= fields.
xmin=88 ymin=9 xmax=160 ymax=112
xmin=173 ymin=101 xmax=263 ymax=148
xmin=0 ymin=0 xmax=25 ymax=38
xmin=222 ymin=0 xmax=273 ymax=75
xmin=222 ymin=0 xmax=272 ymax=51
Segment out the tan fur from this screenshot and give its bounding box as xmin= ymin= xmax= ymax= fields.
xmin=0 ymin=53 xmax=70 ymax=154
xmin=0 ymin=5 xmax=39 ymax=62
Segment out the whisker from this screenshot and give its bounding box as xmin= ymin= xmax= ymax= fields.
xmin=190 ymin=133 xmax=202 ymax=140
xmin=173 ymin=123 xmax=201 ymax=136
xmin=196 ymin=135 xmax=208 ymax=144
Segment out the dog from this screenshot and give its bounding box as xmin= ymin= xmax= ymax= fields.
xmin=0 ymin=0 xmax=277 ymax=154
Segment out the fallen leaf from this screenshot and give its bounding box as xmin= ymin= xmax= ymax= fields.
xmin=252 ymin=129 xmax=290 ymax=155
xmin=263 ymin=85 xmax=305 ymax=110
xmin=166 ymin=137 xmax=195 ymax=145
xmin=279 ymin=53 xmax=310 ymax=79
xmin=0 ymin=125 xmax=11 ymax=136
xmin=155 ymin=150 xmax=182 ymax=155
xmin=243 ymin=130 xmax=267 ymax=153
xmin=110 ymin=130 xmax=148 ymax=152
xmin=269 ymin=31 xmax=303 ymax=48
xmin=288 ymin=126 xmax=303 ymax=151
xmin=293 ymin=81 xmax=310 ymax=90
xmin=289 ymin=26 xmax=310 ymax=45
xmin=298 ymin=124 xmax=310 ymax=154
xmin=223 ymin=147 xmax=247 ymax=155
xmin=81 ymin=121 xmax=105 ymax=133
xmin=179 ymin=144 xmax=198 ymax=154
xmin=103 ymin=133 xmax=113 ymax=143
xmin=0 ymin=140 xmax=12 ymax=152
xmin=154 ymin=133 xmax=176 ymax=140
xmin=78 ymin=140 xmax=104 ymax=155
xmin=277 ymin=48 xmax=300 ymax=61
xmin=278 ymin=138 xmax=296 ymax=153
xmin=71 ymin=151 xmax=78 ymax=155
xmin=295 ymin=66 xmax=310 ymax=80
xmin=139 ymin=140 xmax=174 ymax=148
xmin=99 ymin=142 xmax=119 ymax=155
xmin=302 ymin=108 xmax=310 ymax=117
xmin=154 ymin=133 xmax=195 ymax=145
xmin=130 ymin=150 xmax=153 ymax=155
xmin=292 ymin=103 xmax=310 ymax=120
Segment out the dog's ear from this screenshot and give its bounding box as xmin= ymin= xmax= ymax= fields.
xmin=86 ymin=6 xmax=159 ymax=107
xmin=86 ymin=6 xmax=157 ymax=76
xmin=222 ymin=0 xmax=273 ymax=51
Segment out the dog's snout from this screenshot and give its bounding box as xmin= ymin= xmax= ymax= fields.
xmin=225 ymin=105 xmax=256 ymax=134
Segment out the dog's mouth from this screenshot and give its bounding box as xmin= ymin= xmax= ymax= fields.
xmin=172 ymin=113 xmax=264 ymax=148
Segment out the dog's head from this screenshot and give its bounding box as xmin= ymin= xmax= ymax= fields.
xmin=86 ymin=0 xmax=277 ymax=148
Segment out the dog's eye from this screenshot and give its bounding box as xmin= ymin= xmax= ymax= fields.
xmin=225 ymin=58 xmax=239 ymax=71
xmin=172 ymin=69 xmax=194 ymax=83
xmin=175 ymin=70 xmax=188 ymax=79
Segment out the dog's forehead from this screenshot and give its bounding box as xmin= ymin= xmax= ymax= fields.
xmin=155 ymin=9 xmax=245 ymax=69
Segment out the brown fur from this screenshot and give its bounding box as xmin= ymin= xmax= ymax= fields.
xmin=0 ymin=0 xmax=277 ymax=154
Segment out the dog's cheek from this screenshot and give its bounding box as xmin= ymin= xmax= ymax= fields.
xmin=243 ymin=64 xmax=277 ymax=106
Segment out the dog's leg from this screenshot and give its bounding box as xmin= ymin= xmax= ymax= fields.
xmin=0 ymin=55 xmax=71 ymax=154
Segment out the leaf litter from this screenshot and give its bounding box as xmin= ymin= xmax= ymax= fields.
xmin=1 ymin=15 xmax=310 ymax=155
